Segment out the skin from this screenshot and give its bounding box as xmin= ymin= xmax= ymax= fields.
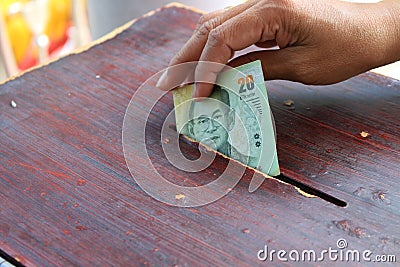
xmin=157 ymin=0 xmax=400 ymax=97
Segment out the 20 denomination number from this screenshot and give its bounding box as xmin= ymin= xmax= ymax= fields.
xmin=238 ymin=75 xmax=255 ymax=93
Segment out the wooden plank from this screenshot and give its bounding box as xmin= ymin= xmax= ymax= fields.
xmin=0 ymin=4 xmax=399 ymax=266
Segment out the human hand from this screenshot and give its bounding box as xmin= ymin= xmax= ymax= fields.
xmin=157 ymin=0 xmax=400 ymax=97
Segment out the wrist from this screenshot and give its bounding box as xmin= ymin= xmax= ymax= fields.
xmin=358 ymin=1 xmax=400 ymax=69
xmin=384 ymin=1 xmax=400 ymax=63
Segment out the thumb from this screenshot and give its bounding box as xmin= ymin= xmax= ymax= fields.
xmin=228 ymin=49 xmax=302 ymax=82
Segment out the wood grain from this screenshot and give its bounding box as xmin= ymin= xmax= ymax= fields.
xmin=0 ymin=4 xmax=399 ymax=266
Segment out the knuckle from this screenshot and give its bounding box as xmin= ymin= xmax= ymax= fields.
xmin=197 ymin=17 xmax=220 ymax=37
xmin=195 ymin=15 xmax=207 ymax=29
xmin=207 ymin=27 xmax=224 ymax=47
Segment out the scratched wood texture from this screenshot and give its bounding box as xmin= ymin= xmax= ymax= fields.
xmin=1 ymin=4 xmax=399 ymax=267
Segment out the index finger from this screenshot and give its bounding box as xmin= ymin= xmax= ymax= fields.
xmin=194 ymin=10 xmax=272 ymax=98
xmin=156 ymin=1 xmax=257 ymax=91
xmin=171 ymin=1 xmax=257 ymax=66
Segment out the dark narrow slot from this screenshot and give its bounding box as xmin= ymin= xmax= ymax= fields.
xmin=0 ymin=249 xmax=25 ymax=267
xmin=275 ymin=173 xmax=347 ymax=207
xmin=170 ymin=128 xmax=347 ymax=207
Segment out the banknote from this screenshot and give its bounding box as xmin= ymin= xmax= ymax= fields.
xmin=173 ymin=60 xmax=280 ymax=178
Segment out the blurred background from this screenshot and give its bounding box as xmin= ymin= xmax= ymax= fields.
xmin=0 ymin=0 xmax=245 ymax=81
xmin=0 ymin=0 xmax=398 ymax=82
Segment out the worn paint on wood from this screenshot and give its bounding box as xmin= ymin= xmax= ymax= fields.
xmin=0 ymin=4 xmax=399 ymax=266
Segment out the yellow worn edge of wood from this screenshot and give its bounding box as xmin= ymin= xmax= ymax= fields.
xmin=182 ymin=135 xmax=275 ymax=180
xmin=183 ymin=135 xmax=318 ymax=198
xmin=295 ymin=187 xmax=317 ymax=198
xmin=0 ymin=2 xmax=204 ymax=86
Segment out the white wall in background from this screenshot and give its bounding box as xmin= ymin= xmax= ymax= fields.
xmin=87 ymin=0 xmax=245 ymax=39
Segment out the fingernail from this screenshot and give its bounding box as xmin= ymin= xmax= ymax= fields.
xmin=193 ymin=83 xmax=208 ymax=102
xmin=192 ymin=83 xmax=204 ymax=102
xmin=192 ymin=83 xmax=198 ymax=98
xmin=156 ymin=70 xmax=169 ymax=89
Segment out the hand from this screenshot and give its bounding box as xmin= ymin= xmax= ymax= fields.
xmin=157 ymin=0 xmax=400 ymax=97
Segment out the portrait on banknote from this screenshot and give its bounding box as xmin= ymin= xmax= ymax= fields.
xmin=173 ymin=61 xmax=280 ymax=176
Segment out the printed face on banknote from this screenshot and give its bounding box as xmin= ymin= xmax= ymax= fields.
xmin=173 ymin=60 xmax=280 ymax=177
xmin=187 ymin=86 xmax=234 ymax=154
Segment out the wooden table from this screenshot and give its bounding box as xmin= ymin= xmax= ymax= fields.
xmin=1 ymin=4 xmax=399 ymax=266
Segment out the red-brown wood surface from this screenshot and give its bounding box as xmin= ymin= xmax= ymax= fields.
xmin=1 ymin=4 xmax=399 ymax=266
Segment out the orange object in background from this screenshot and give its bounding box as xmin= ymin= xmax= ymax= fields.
xmin=1 ymin=0 xmax=71 ymax=70
xmin=1 ymin=0 xmax=31 ymax=65
xmin=46 ymin=0 xmax=71 ymax=53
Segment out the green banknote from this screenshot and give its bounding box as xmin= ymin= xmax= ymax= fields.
xmin=173 ymin=60 xmax=280 ymax=177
